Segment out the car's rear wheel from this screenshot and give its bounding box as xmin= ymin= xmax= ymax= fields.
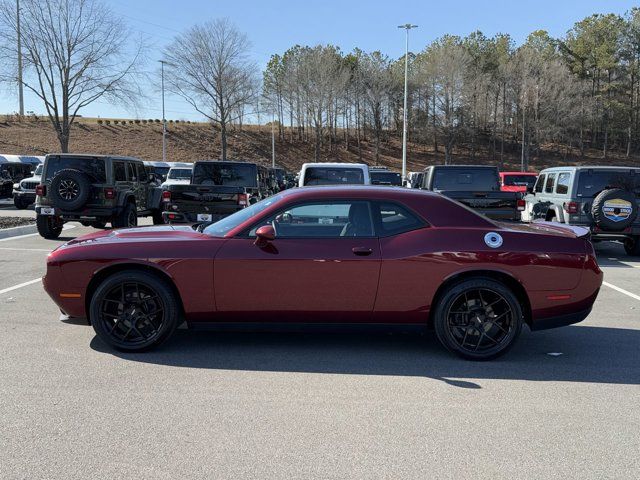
xmin=36 ymin=214 xmax=63 ymax=239
xmin=90 ymin=219 xmax=108 ymax=229
xmin=89 ymin=271 xmax=180 ymax=351
xmin=433 ymin=278 xmax=523 ymax=360
xmin=112 ymin=202 xmax=137 ymax=228
xmin=624 ymin=236 xmax=640 ymax=256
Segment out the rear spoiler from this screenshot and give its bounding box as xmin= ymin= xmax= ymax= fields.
xmin=531 ymin=220 xmax=591 ymax=239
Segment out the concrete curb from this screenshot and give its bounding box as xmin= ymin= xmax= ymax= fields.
xmin=0 ymin=223 xmax=38 ymax=239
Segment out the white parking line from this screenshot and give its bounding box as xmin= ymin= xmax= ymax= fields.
xmin=0 ymin=278 xmax=41 ymax=295
xmin=603 ymin=281 xmax=640 ymax=302
xmin=0 ymin=223 xmax=76 ymax=243
xmin=0 ymin=247 xmax=52 ymax=252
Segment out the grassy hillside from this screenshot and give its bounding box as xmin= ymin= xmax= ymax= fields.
xmin=1 ymin=117 xmax=638 ymax=173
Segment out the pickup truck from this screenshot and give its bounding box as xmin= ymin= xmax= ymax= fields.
xmin=420 ymin=165 xmax=524 ymax=221
xmin=161 ymin=160 xmax=266 ymax=223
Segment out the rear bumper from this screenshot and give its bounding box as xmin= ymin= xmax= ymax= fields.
xmin=529 ymin=305 xmax=593 ymax=331
xmin=162 ymin=207 xmax=241 ymax=223
xmin=35 ymin=205 xmax=117 ymax=220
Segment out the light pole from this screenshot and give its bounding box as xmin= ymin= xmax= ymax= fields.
xmin=16 ymin=0 xmax=23 ymax=116
xmin=398 ymin=24 xmax=417 ymax=183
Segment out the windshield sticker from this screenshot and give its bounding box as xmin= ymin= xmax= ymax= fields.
xmin=602 ymin=199 xmax=633 ymax=222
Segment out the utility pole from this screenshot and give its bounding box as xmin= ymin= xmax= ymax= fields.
xmin=398 ymin=24 xmax=417 ymax=183
xmin=159 ymin=60 xmax=167 ymax=163
xmin=16 ymin=0 xmax=24 ymax=116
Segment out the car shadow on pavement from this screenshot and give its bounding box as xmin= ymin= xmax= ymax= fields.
xmin=90 ymin=325 xmax=640 ymax=388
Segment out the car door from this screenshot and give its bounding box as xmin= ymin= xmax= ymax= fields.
xmin=112 ymin=160 xmax=131 ymax=204
xmin=125 ymin=162 xmax=143 ymax=212
xmin=213 ymin=200 xmax=382 ymax=323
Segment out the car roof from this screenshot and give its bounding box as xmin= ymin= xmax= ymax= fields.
xmin=301 ymin=162 xmax=368 ymax=168
xmin=47 ymin=153 xmax=143 ymax=162
xmin=539 ymin=166 xmax=640 ymax=173
xmin=500 ymin=171 xmax=538 ymax=175
xmin=277 ymin=185 xmax=440 ymax=200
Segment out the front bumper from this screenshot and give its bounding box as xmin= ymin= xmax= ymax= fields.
xmin=13 ymin=190 xmax=36 ymax=202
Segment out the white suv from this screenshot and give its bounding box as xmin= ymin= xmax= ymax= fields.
xmin=13 ymin=163 xmax=43 ymax=209
xmin=298 ymin=163 xmax=370 ymax=187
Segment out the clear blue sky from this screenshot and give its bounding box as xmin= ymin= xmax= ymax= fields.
xmin=1 ymin=0 xmax=637 ymax=121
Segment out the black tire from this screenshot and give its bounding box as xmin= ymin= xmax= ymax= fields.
xmin=112 ymin=202 xmax=137 ymax=228
xmin=433 ymin=278 xmax=523 ymax=360
xmin=80 ymin=221 xmax=92 ymax=227
xmin=624 ymin=236 xmax=640 ymax=256
xmin=152 ymin=210 xmax=165 ymax=225
xmin=36 ymin=214 xmax=63 ymax=239
xmin=89 ymin=270 xmax=180 ymax=352
xmin=592 ymin=188 xmax=638 ymax=231
xmin=49 ymin=169 xmax=92 ymax=210
xmin=90 ymin=219 xmax=108 ymax=229
xmin=13 ymin=197 xmax=29 ymax=210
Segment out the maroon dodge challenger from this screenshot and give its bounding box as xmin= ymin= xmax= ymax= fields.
xmin=43 ymin=186 xmax=603 ymax=360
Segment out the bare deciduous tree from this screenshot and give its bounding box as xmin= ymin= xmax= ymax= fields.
xmin=163 ymin=19 xmax=257 ymax=160
xmin=0 ymin=0 xmax=143 ymax=152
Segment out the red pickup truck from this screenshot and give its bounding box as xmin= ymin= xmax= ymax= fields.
xmin=500 ymin=171 xmax=538 ymax=193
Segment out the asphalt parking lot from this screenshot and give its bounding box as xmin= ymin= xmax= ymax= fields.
xmin=0 ymin=204 xmax=639 ymax=479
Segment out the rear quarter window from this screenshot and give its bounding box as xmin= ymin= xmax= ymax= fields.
xmin=545 ymin=173 xmax=556 ymax=193
xmin=534 ymin=174 xmax=546 ymax=193
xmin=374 ymin=202 xmax=425 ymax=236
xmin=44 ymin=156 xmax=106 ymax=183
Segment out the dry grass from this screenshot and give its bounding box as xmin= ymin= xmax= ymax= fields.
xmin=0 ymin=117 xmax=639 ymax=172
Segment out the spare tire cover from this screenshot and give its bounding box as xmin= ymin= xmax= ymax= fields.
xmin=591 ymin=188 xmax=638 ymax=231
xmin=49 ymin=168 xmax=92 ymax=210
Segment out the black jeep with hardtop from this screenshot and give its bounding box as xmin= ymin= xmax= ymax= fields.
xmin=35 ymin=154 xmax=163 ymax=239
xmin=420 ymin=165 xmax=524 ymax=221
xmin=162 ymin=160 xmax=270 ymax=224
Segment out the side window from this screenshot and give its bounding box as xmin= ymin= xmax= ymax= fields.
xmin=127 ymin=162 xmax=137 ymax=181
xmin=249 ymin=201 xmax=374 ymax=238
xmin=545 ymin=173 xmax=556 ymax=193
xmin=534 ymin=174 xmax=546 ymax=193
xmin=374 ymin=202 xmax=425 ymax=236
xmin=137 ymin=163 xmax=148 ymax=182
xmin=113 ymin=162 xmax=127 ymax=182
xmin=556 ymin=173 xmax=570 ymax=195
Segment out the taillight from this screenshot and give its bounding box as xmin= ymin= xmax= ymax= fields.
xmin=35 ymin=184 xmax=45 ymax=196
xmin=162 ymin=190 xmax=171 ymax=202
xmin=104 ymin=187 xmax=115 ymax=199
xmin=517 ymin=198 xmax=526 ymax=211
xmin=237 ymin=193 xmax=249 ymax=207
xmin=564 ymin=201 xmax=580 ymax=214
xmin=167 ymin=213 xmax=177 ymax=220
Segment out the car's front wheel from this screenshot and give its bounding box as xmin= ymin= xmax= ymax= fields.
xmin=433 ymin=278 xmax=523 ymax=360
xmin=13 ymin=197 xmax=29 ymax=209
xmin=89 ymin=270 xmax=180 ymax=351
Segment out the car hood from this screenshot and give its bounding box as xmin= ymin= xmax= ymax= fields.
xmin=499 ymin=220 xmax=590 ymax=239
xmin=61 ymin=225 xmax=209 ymax=247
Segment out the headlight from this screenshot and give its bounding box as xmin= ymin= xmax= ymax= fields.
xmin=13 ymin=183 xmax=20 ymax=189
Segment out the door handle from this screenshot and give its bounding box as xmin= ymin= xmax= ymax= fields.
xmin=352 ymin=247 xmax=373 ymax=256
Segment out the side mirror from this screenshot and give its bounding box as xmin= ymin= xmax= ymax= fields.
xmin=526 ymin=185 xmax=535 ymax=194
xmin=255 ymin=224 xmax=275 ymax=245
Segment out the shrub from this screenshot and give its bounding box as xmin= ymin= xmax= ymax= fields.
xmin=129 ymin=120 xmax=134 ymax=124
xmin=113 ymin=120 xmax=119 ymax=125
xmin=148 ymin=119 xmax=154 ymax=123
xmin=97 ymin=119 xmax=103 ymax=125
xmin=142 ymin=119 xmax=148 ymax=124
xmin=105 ymin=120 xmax=111 ymax=125
xmin=134 ymin=119 xmax=141 ymax=124
xmin=168 ymin=119 xmax=174 ymax=123
xmin=154 ymin=119 xmax=161 ymax=123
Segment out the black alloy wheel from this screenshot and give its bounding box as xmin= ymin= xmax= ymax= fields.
xmin=434 ymin=278 xmax=523 ymax=360
xmin=90 ymin=271 xmax=180 ymax=351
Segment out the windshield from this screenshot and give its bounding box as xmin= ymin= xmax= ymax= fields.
xmin=370 ymin=171 xmax=402 ymax=186
xmin=303 ymin=167 xmax=364 ymax=186
xmin=432 ymin=168 xmax=499 ymax=191
xmin=577 ymin=170 xmax=640 ymax=197
xmin=504 ymin=174 xmax=537 ymax=187
xmin=168 ymin=168 xmax=192 ymax=180
xmin=34 ymin=164 xmax=43 ymax=176
xmin=193 ymin=162 xmax=258 ymax=187
xmin=203 ymin=194 xmax=283 ymax=237
xmin=45 ymin=156 xmax=106 ymax=183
